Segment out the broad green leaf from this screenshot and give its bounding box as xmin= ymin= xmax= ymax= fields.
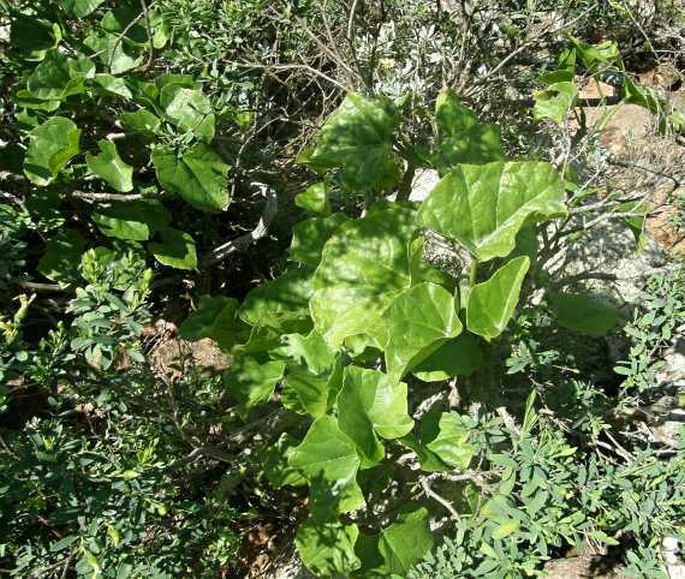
xmin=412 ymin=333 xmax=484 ymax=382
xmin=382 ymin=282 xmax=462 ymax=382
xmin=225 ymin=356 xmax=285 ymax=409
xmin=467 ymin=256 xmax=530 ymax=340
xmin=13 ymin=91 xmax=61 ymax=111
xmin=24 ymin=117 xmax=81 ymax=186
xmin=239 ymin=269 xmax=313 ymax=332
xmin=337 ymin=367 xmax=414 ymax=467
xmin=149 ymin=227 xmax=197 ymax=270
xmin=417 ymin=161 xmax=566 ymax=262
xmin=83 ymin=32 xmax=143 ymax=75
xmin=434 ymin=90 xmax=504 ymax=172
xmin=160 ymin=86 xmax=215 ymax=141
xmin=261 ymin=433 xmax=307 ymax=488
xmin=60 ymin=0 xmax=104 ymax=18
xmin=86 ymin=140 xmax=134 ymax=192
xmin=274 ymin=331 xmax=336 ymax=375
xmin=38 ymin=229 xmax=86 ymax=285
xmin=91 ymin=199 xmax=168 ymax=241
xmin=548 ymin=293 xmax=622 ymax=336
xmin=94 ymin=74 xmax=132 ymax=99
xmin=289 ymin=213 xmax=349 ymax=267
xmin=295 ymin=182 xmax=331 ymax=216
xmin=179 ymin=296 xmax=250 ymax=351
xmin=424 ymin=411 xmax=475 ymax=470
xmin=289 ymin=415 xmax=364 ymax=513
xmin=119 ymin=109 xmax=160 ymax=134
xmin=152 ymin=144 xmax=230 ymax=212
xmin=26 ymin=51 xmax=92 ymax=102
xmin=378 ymin=508 xmax=433 ymax=576
xmin=310 ymin=204 xmax=418 ymax=349
xmin=299 ymin=93 xmax=401 ymax=191
xmin=534 ymin=81 xmax=578 ymax=124
xmin=569 ymin=36 xmax=623 ymax=72
xmin=296 ymin=519 xmax=361 ymax=577
xmin=10 ymin=16 xmax=61 ymax=61
xmin=282 ymin=364 xmax=334 ymax=419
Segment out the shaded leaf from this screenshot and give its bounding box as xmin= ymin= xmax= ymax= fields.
xmin=467 ymin=256 xmax=530 ymax=341
xmin=434 ymin=90 xmax=504 ymax=172
xmin=417 ymin=161 xmax=566 ymax=262
xmin=289 ymin=213 xmax=349 ymax=268
xmin=179 ymin=295 xmax=250 ymax=351
xmin=24 ymin=117 xmax=81 ymax=186
xmin=225 ymin=356 xmax=285 ymax=409
xmin=119 ymin=109 xmax=160 ymax=134
xmin=152 ymin=144 xmax=230 ymax=212
xmin=382 ymin=282 xmax=462 ymax=382
xmin=59 ymin=0 xmax=105 ymax=18
xmin=86 ymin=139 xmax=134 ymax=192
xmin=548 ymin=293 xmax=622 ymax=336
xmin=93 ymin=74 xmax=132 ymax=98
xmin=296 ymin=519 xmax=361 ymax=577
xmin=378 ymin=508 xmax=433 ymax=576
xmin=412 ymin=333 xmax=484 ymax=382
xmin=337 ymin=366 xmax=414 ymax=467
xmin=38 ymin=229 xmax=86 ymax=285
xmin=91 ymin=199 xmax=168 ymax=241
xmin=299 ymin=93 xmax=401 ymax=191
xmin=149 ymin=227 xmax=197 ymax=270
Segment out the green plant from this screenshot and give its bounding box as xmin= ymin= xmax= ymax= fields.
xmin=173 ymin=86 xmax=666 ymax=576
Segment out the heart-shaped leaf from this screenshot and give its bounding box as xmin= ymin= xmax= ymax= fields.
xmin=434 ymin=90 xmax=504 ymax=172
xmin=417 ymin=161 xmax=566 ymax=262
xmin=152 ymin=144 xmax=230 ymax=212
xmin=149 ymin=227 xmax=197 ymax=270
xmin=24 ymin=117 xmax=81 ymax=186
xmin=466 ymin=256 xmax=530 ymax=340
xmin=296 ymin=519 xmax=361 ymax=577
xmin=382 ymin=283 xmax=462 ymax=382
xmin=310 ymin=204 xmax=420 ymax=349
xmin=299 ymin=93 xmax=401 ymax=191
xmin=289 ymin=415 xmax=364 ymax=514
xmin=337 ymin=366 xmax=414 ymax=467
xmin=91 ymin=199 xmax=168 ymax=241
xmin=160 ymin=86 xmax=215 ymax=141
xmin=548 ymin=293 xmax=622 ymax=336
xmin=225 ymin=356 xmax=286 ymax=409
xmin=86 ymin=139 xmax=134 ymax=192
xmin=412 ymin=333 xmax=484 ymax=382
xmin=378 ymin=508 xmax=433 ymax=576
xmin=179 ymin=295 xmax=250 ymax=350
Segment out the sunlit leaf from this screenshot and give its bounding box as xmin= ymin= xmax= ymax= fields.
xmin=466 ymin=256 xmax=530 ymax=340
xmin=299 ymin=93 xmax=401 ymax=191
xmin=152 ymin=144 xmax=230 ymax=212
xmin=24 ymin=117 xmax=81 ymax=186
xmin=86 ymin=139 xmax=134 ymax=192
xmin=378 ymin=508 xmax=433 ymax=576
xmin=417 ymin=161 xmax=566 ymax=262
xmin=434 ymin=90 xmax=503 ymax=173
xmin=337 ymin=366 xmax=414 ymax=467
xmin=382 ymin=282 xmax=462 ymax=382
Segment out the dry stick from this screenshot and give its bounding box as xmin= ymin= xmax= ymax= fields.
xmin=72 ymin=191 xmax=143 ymax=203
xmin=419 ymin=477 xmax=461 ymax=521
xmin=231 ymin=60 xmax=346 ymax=91
xmin=204 ymin=182 xmax=278 ymax=266
xmin=138 ymin=0 xmax=154 ymax=72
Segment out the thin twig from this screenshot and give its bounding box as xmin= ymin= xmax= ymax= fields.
xmin=419 ymin=477 xmax=461 ymax=520
xmin=72 ymin=191 xmax=143 ymax=203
